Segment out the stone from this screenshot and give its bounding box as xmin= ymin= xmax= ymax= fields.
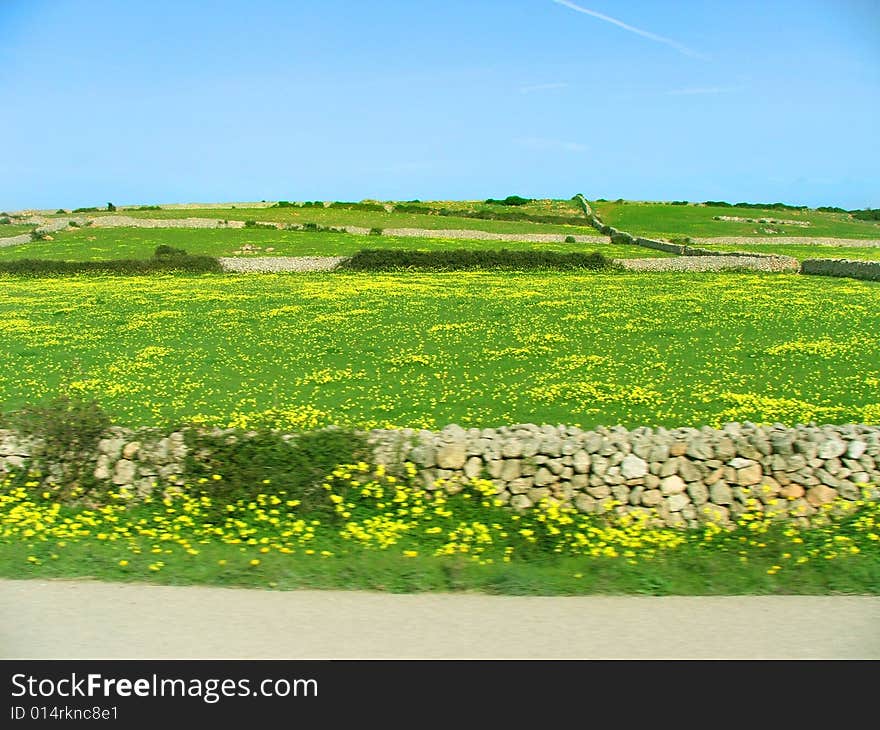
xmin=667 ymin=493 xmax=690 ymax=512
xmin=528 ymin=487 xmax=551 ymax=503
xmin=572 ymin=450 xmax=591 ymax=473
xmin=464 ymin=456 xmax=482 ymax=479
xmin=685 ymin=439 xmax=714 ymax=460
xmin=660 ymin=475 xmax=686 ymax=495
xmin=510 ymin=494 xmax=533 ymax=511
xmin=686 ymin=481 xmax=709 ymax=506
xmin=669 ymin=441 xmax=687 ymax=457
xmin=818 ymin=439 xmax=846 ymax=459
xmin=112 ymin=459 xmax=136 ymax=485
xmin=534 ymin=467 xmax=555 ymax=486
xmin=508 ymin=478 xmax=533 ymax=494
xmin=501 ymin=439 xmax=523 ymax=458
xmin=697 ymin=503 xmax=730 ymax=525
xmin=641 ymin=489 xmax=663 ymax=507
xmin=734 ymin=461 xmax=763 ymax=486
xmin=709 ymin=481 xmax=733 ymax=505
xmin=678 ymin=458 xmax=702 ymax=483
xmin=806 ymin=485 xmax=838 ymax=507
xmin=659 ymin=460 xmax=678 ymax=478
xmin=575 ymin=493 xmax=596 ymax=513
xmin=620 ymin=454 xmax=648 ymax=479
xmin=436 ymin=443 xmax=467 ymax=470
xmin=500 ymin=459 xmax=521 ymax=482
xmin=122 ymin=441 xmax=140 ymax=459
xmin=846 ymin=441 xmax=867 ymax=460
xmin=586 ymin=485 xmax=611 ymax=499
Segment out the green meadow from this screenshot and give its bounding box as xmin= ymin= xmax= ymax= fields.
xmin=592 ymin=201 xmax=880 ymax=240
xmin=0 ymin=227 xmax=668 ymax=261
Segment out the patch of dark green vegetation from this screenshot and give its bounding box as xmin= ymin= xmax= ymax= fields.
xmin=0 ymin=245 xmax=221 ymax=277
xmin=338 ymin=248 xmax=613 ymax=271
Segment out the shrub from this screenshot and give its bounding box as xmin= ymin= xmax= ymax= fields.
xmin=56 ymin=209 xmax=68 ymax=214
xmin=0 ymin=395 xmax=112 ymax=501
xmin=154 ymin=244 xmax=188 ymax=258
xmin=244 ymin=220 xmax=275 ymax=229
xmin=369 ymin=227 xmax=383 ymax=236
xmin=72 ymin=207 xmax=99 ymax=213
xmin=704 ymin=201 xmax=732 ymax=208
xmin=851 ymin=208 xmax=880 ymax=221
xmin=338 ymin=248 xmax=612 ymax=272
xmin=180 ymin=427 xmax=369 ymax=518
xmin=485 ymin=195 xmax=532 ymax=206
xmin=564 ymin=235 xmax=576 ymax=243
xmin=0 ymin=216 xmax=10 ymax=225
xmin=816 ymin=206 xmax=846 ymax=214
xmin=30 ymin=230 xmax=49 ymax=242
xmin=0 ymin=255 xmax=222 ymax=278
xmin=670 ymin=200 xmax=689 ymax=205
xmin=68 ymin=221 xmax=80 ymax=228
xmin=273 ymin=201 xmax=294 ymax=208
xmin=136 ymin=205 xmax=162 ymax=211
xmin=107 ymin=202 xmax=116 ymax=212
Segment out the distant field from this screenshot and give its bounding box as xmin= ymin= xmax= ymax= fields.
xmin=592 ymin=201 xmax=880 ymax=240
xmin=696 ymin=242 xmax=880 ymax=261
xmin=0 ymin=271 xmax=876 ymax=432
xmin=0 ymin=224 xmax=36 ymax=237
xmin=0 ymin=227 xmax=671 ymax=261
xmin=51 ymin=204 xmax=595 ymax=235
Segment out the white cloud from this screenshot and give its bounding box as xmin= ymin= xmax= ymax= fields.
xmin=551 ymin=0 xmax=705 ymax=59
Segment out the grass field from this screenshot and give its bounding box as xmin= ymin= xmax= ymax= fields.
xmin=0 ymin=270 xmax=876 ymax=431
xmin=0 ymin=224 xmax=36 ymax=237
xmin=592 ymin=201 xmax=880 ymax=240
xmin=52 ymin=205 xmax=596 ymax=235
xmin=694 ymin=242 xmax=880 ymax=261
xmin=0 ymin=227 xmax=669 ymax=261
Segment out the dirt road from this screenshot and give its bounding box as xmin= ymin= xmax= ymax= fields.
xmin=2 ymin=579 xmax=878 ymax=659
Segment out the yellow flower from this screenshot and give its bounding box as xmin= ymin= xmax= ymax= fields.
xmin=249 ymin=559 xmax=260 ymax=566
xmin=118 ymin=560 xmax=129 ymax=567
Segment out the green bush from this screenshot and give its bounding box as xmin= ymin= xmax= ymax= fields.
xmin=273 ymin=201 xmax=294 ymax=208
xmin=56 ymin=209 xmax=68 ymax=214
xmin=670 ymin=201 xmax=689 ymax=205
xmin=244 ymin=220 xmax=275 ymax=229
xmin=72 ymin=207 xmax=99 ymax=213
xmin=107 ymin=202 xmax=116 ymax=212
xmin=851 ymin=208 xmax=880 ymax=221
xmin=369 ymin=227 xmax=383 ymax=236
xmin=338 ymin=248 xmax=612 ymax=272
xmin=180 ymin=427 xmax=369 ymax=518
xmin=0 ymin=255 xmax=222 ymax=278
xmin=30 ymin=230 xmax=49 ymax=242
xmin=564 ymin=235 xmax=576 ymax=243
xmin=136 ymin=205 xmax=162 ymax=211
xmin=484 ymin=195 xmax=532 ymax=206
xmin=154 ymin=244 xmax=188 ymax=258
xmin=69 ymin=221 xmax=80 ymax=228
xmin=329 ymin=201 xmax=387 ymax=212
xmin=0 ymin=216 xmax=11 ymax=225
xmin=0 ymin=396 xmax=112 ymax=501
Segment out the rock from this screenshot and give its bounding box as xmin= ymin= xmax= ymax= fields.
xmin=508 ymin=478 xmax=533 ymax=494
xmin=586 ymin=485 xmax=611 ymax=499
xmin=669 ymin=441 xmax=687 ymax=457
xmin=500 ymin=459 xmax=521 ymax=481
xmin=818 ymin=439 xmax=846 ymax=459
xmin=572 ymin=450 xmax=591 ymax=474
xmin=620 ymin=454 xmax=648 ymax=479
xmin=667 ymin=493 xmax=690 ymax=512
xmin=436 ymin=443 xmax=467 ymax=470
xmin=709 ymin=481 xmax=733 ymax=505
xmin=687 ymin=481 xmax=709 ymax=506
xmin=846 ymin=441 xmax=867 ymax=460
xmin=806 ymin=485 xmax=838 ymax=507
xmin=122 ymin=441 xmax=140 ymax=459
xmin=510 ymin=494 xmax=533 ymax=511
xmin=501 ymin=439 xmax=523 ymax=458
xmin=464 ymin=456 xmax=482 ymax=479
xmin=697 ymin=503 xmax=730 ymax=524
xmin=112 ymin=459 xmax=136 ymax=485
xmin=534 ymin=467 xmax=555 ymax=486
xmin=678 ymin=458 xmax=702 ymax=483
xmin=641 ymin=489 xmax=663 ymax=507
xmin=528 ymin=487 xmax=551 ymax=503
xmin=685 ymin=439 xmax=714 ymax=460
xmin=575 ymin=493 xmax=596 ymax=513
xmin=660 ymin=475 xmax=686 ymax=495
xmin=734 ymin=461 xmax=763 ymax=486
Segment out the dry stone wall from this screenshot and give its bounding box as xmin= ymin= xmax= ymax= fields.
xmin=368 ymin=422 xmax=880 ymax=529
xmin=2 ymin=422 xmax=879 ymax=529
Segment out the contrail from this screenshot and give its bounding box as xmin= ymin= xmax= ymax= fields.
xmin=552 ymin=0 xmax=704 ymax=59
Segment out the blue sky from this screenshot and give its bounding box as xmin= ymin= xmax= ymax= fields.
xmin=1 ymin=0 xmax=878 ymax=210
